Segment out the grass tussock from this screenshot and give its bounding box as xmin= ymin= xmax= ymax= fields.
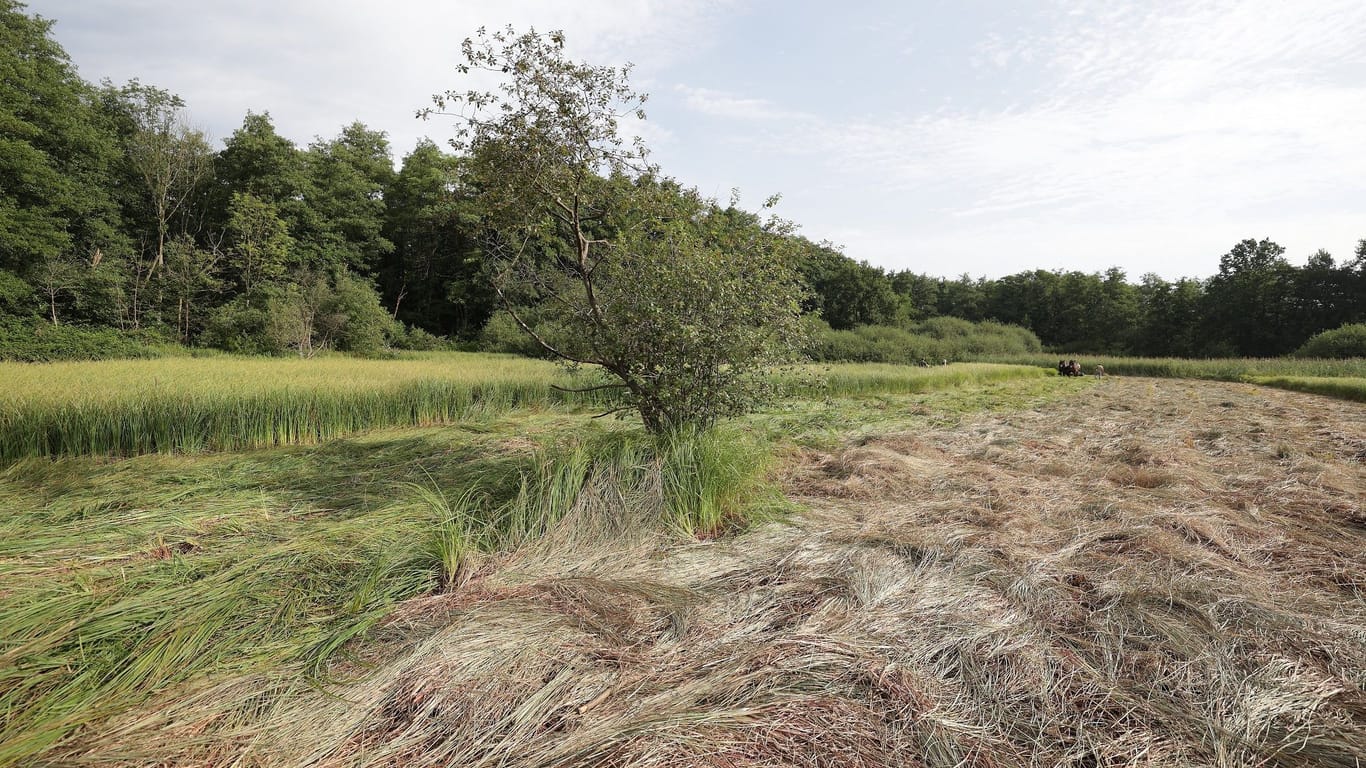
xmin=17 ymin=376 xmax=1364 ymax=767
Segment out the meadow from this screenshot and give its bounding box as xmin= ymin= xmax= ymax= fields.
xmin=0 ymin=354 xmax=1044 ymax=460
xmin=2 ymin=354 xmax=1362 ymax=766
xmin=981 ymin=353 xmax=1366 ymax=405
xmin=0 ymin=355 xmax=1052 ymax=765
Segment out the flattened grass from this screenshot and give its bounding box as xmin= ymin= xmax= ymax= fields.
xmin=0 ymin=413 xmax=788 ymax=765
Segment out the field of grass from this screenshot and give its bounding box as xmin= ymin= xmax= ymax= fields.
xmin=984 ymin=351 xmax=1366 ymax=380
xmin=7 ymin=353 xmax=1360 ymax=766
xmin=982 ymin=353 xmax=1366 ymax=403
xmin=0 ymin=356 xmax=1048 ymax=765
xmin=1247 ymin=374 xmax=1366 ymax=402
xmin=0 ymin=355 xmax=1043 ymax=460
xmin=0 ymin=353 xmax=570 ymax=461
xmin=0 ymin=415 xmax=790 ymax=765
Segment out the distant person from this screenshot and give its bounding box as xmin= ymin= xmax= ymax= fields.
xmin=1094 ymin=364 xmax=1105 ymax=377
xmin=1057 ymin=360 xmax=1068 ymax=376
xmin=1068 ymin=359 xmax=1082 ymax=377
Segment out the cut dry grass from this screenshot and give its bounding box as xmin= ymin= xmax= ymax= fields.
xmin=18 ymin=376 xmax=1364 ymax=767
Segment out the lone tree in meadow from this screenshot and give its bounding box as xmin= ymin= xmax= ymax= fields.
xmin=427 ymin=28 xmax=807 ymax=435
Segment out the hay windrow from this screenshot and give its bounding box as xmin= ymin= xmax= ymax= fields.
xmin=31 ymin=378 xmax=1366 ymax=766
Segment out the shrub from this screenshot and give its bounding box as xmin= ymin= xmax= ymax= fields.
xmin=1295 ymin=323 xmax=1366 ymax=359
xmin=202 ymin=292 xmax=279 ymax=355
xmin=479 ymin=309 xmax=556 ymax=358
xmin=0 ymin=316 xmax=173 ymax=362
xmin=201 ymin=273 xmax=399 ymax=357
xmin=390 ymin=325 xmax=448 ymax=351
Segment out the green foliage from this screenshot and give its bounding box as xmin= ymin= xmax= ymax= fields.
xmin=6 ymin=2 xmax=1365 ymax=366
xmin=1203 ymin=238 xmax=1296 ymax=356
xmin=797 ymin=241 xmax=901 ymax=329
xmin=436 ymin=28 xmax=807 ymax=434
xmin=1294 ymin=323 xmax=1366 ymax=359
xmin=0 ymin=1 xmax=125 ymax=274
xmin=324 ymin=270 xmax=396 ymax=355
xmin=304 ymin=122 xmax=395 ymax=272
xmin=201 ymin=272 xmax=396 ymax=357
xmin=201 ymin=291 xmax=277 ymax=355
xmin=807 ymin=317 xmax=1041 ymax=364
xmin=0 ymin=315 xmax=172 ymax=362
xmin=98 ymin=79 xmax=214 ymax=268
xmin=380 ymin=140 xmax=492 ymax=339
xmin=0 ymin=269 xmax=34 ymax=316
xmin=479 ymin=307 xmax=556 ymax=358
xmin=224 ymin=192 xmax=293 ymax=293
xmin=213 ymin=111 xmax=315 ymax=242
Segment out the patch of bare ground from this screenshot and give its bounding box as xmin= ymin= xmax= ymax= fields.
xmin=71 ymin=379 xmax=1364 ymax=767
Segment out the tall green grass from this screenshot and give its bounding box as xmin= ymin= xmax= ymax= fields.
xmin=792 ymin=361 xmax=1045 ymax=397
xmin=0 ymin=353 xmax=585 ymax=460
xmin=1246 ymin=375 xmax=1366 ymax=403
xmin=981 ymin=353 xmax=1366 ymax=402
xmin=981 ymin=353 xmax=1366 ymax=380
xmin=0 ymin=356 xmax=1045 ymax=461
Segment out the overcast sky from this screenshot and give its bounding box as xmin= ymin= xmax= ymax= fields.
xmin=27 ymin=0 xmax=1366 ymax=280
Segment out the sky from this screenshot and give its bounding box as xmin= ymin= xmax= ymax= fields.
xmin=26 ymin=0 xmax=1366 ymax=280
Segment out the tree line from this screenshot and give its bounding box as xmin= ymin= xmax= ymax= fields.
xmin=804 ymin=239 xmax=1366 ymax=358
xmin=3 ymin=2 xmax=1364 ymax=363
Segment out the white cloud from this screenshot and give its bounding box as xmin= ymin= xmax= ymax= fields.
xmin=676 ymin=85 xmax=812 ymax=122
xmin=34 ymin=0 xmax=738 ymax=157
xmin=676 ymin=0 xmax=1366 ymax=277
xmin=29 ymin=0 xmax=1366 ymax=278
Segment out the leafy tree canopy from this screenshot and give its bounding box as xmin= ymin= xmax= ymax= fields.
xmin=428 ymin=27 xmax=807 ymax=434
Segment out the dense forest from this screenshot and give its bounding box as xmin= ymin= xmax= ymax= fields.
xmin=3 ymin=2 xmax=1364 ymax=362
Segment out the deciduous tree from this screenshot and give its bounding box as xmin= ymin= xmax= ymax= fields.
xmin=428 ymin=27 xmax=806 ymax=434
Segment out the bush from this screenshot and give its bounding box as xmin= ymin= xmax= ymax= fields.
xmin=0 ymin=316 xmax=174 ymax=362
xmin=479 ymin=309 xmax=556 ymax=358
xmin=201 ymin=273 xmax=399 ymax=357
xmin=0 ymin=270 xmax=35 ymax=317
xmin=202 ymin=292 xmax=279 ymax=355
xmin=324 ymin=271 xmax=398 ymax=356
xmin=390 ymin=325 xmax=448 ymax=351
xmin=1295 ymin=323 xmax=1366 ymax=359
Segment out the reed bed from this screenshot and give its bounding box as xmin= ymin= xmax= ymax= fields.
xmin=790 ymin=361 xmax=1044 ymax=397
xmin=0 ymin=355 xmax=1043 ymax=460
